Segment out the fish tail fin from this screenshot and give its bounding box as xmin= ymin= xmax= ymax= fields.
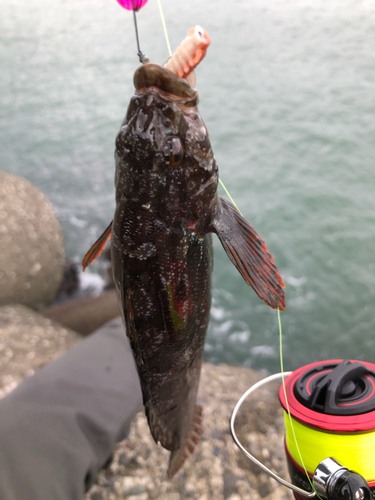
xmin=167 ymin=404 xmax=203 ymax=479
xmin=82 ymin=221 xmax=112 ymax=271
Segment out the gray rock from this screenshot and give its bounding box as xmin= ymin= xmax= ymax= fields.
xmin=123 ymin=485 xmax=147 ymax=497
xmin=223 ymin=469 xmax=241 ymax=498
xmin=88 ymin=491 xmax=104 ymax=500
xmin=0 ymin=172 xmax=65 ymax=308
xmin=0 ymin=304 xmax=80 ymax=398
xmin=86 ymin=364 xmax=294 ymax=500
xmin=41 ymin=290 xmax=120 ymax=336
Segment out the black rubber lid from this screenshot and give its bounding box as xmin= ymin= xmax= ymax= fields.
xmin=294 ymin=359 xmax=375 ymax=416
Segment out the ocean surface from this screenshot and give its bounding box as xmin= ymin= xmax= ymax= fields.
xmin=1 ymin=0 xmax=374 ymax=373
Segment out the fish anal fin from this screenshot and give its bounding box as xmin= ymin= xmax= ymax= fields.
xmin=82 ymin=221 xmax=113 ymax=271
xmin=212 ymin=197 xmax=285 ymax=311
xmin=167 ymin=404 xmax=203 ymax=479
xmin=145 ymin=401 xmax=178 ymax=451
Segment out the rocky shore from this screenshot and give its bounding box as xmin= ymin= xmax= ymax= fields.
xmin=85 ymin=362 xmax=293 ymax=500
xmin=0 ymin=304 xmax=293 ymax=500
xmin=0 ymin=172 xmax=294 ymax=500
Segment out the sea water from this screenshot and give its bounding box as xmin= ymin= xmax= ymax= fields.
xmin=1 ymin=0 xmax=374 ymax=373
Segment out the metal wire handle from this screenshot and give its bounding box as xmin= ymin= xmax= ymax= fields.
xmin=230 ymin=372 xmax=316 ymax=499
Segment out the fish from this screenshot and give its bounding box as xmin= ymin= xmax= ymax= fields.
xmin=83 ymin=38 xmax=285 ymax=478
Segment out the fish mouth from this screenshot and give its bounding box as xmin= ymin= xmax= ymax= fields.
xmin=134 ymin=63 xmax=199 ymax=104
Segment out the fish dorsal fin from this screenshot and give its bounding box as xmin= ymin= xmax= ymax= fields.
xmin=82 ymin=221 xmax=112 ymax=271
xmin=211 ymin=197 xmax=285 ymax=310
xmin=167 ymin=404 xmax=203 ymax=478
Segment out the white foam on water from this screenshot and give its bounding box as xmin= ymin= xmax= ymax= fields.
xmin=214 ymin=320 xmax=235 ymax=335
xmin=283 ymin=274 xmax=307 ymax=287
xmin=228 ymin=330 xmax=250 ymax=344
xmin=250 ymin=345 xmax=278 ymax=359
xmin=210 ymin=306 xmax=226 ymax=321
xmin=69 ymin=215 xmax=87 ymax=228
xmin=78 ymin=270 xmax=105 ymax=297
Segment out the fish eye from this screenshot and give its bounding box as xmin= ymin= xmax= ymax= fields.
xmin=164 ymin=137 xmax=184 ymax=167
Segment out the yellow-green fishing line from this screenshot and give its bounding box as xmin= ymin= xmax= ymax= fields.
xmin=219 ymin=178 xmax=242 ymax=215
xmin=154 ymin=8 xmax=318 ymax=495
xmin=156 ymin=0 xmax=172 ymax=57
xmin=278 ymin=308 xmax=321 ymax=499
xmin=155 ymin=4 xmax=240 ymax=220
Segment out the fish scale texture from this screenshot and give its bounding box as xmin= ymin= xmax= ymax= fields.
xmin=86 ymin=363 xmax=293 ymax=500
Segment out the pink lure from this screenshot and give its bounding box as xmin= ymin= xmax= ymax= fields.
xmin=116 ymin=0 xmax=149 ymax=11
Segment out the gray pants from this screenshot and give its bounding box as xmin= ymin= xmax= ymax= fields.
xmin=0 ymin=317 xmax=142 ymax=500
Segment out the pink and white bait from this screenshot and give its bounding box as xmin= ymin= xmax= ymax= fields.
xmin=163 ymin=26 xmax=211 ymax=85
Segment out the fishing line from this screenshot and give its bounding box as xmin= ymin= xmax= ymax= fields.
xmin=153 ymin=6 xmax=317 ymax=495
xmin=219 ymin=178 xmax=242 ymax=216
xmin=156 ymin=0 xmax=172 ymax=58
xmin=155 ymin=1 xmax=240 ymax=220
xmin=217 ymin=150 xmax=316 ymax=495
xmin=278 ymin=308 xmax=321 ymax=498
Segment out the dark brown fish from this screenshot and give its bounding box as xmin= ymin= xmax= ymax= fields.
xmin=83 ymin=63 xmax=285 ymax=477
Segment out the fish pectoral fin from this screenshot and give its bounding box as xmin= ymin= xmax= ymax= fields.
xmin=167 ymin=404 xmax=203 ymax=479
xmin=82 ymin=221 xmax=113 ymax=271
xmin=211 ymin=197 xmax=285 ymax=310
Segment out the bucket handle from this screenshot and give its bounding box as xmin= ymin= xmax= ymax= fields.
xmin=230 ymin=372 xmax=315 ymax=498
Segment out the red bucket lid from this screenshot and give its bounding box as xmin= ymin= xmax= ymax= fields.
xmin=279 ymin=359 xmax=375 ymax=432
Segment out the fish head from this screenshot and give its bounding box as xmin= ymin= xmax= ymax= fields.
xmin=114 ymin=63 xmax=218 ymax=230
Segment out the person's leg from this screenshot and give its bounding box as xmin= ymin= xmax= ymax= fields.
xmin=0 ymin=317 xmax=142 ymax=500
